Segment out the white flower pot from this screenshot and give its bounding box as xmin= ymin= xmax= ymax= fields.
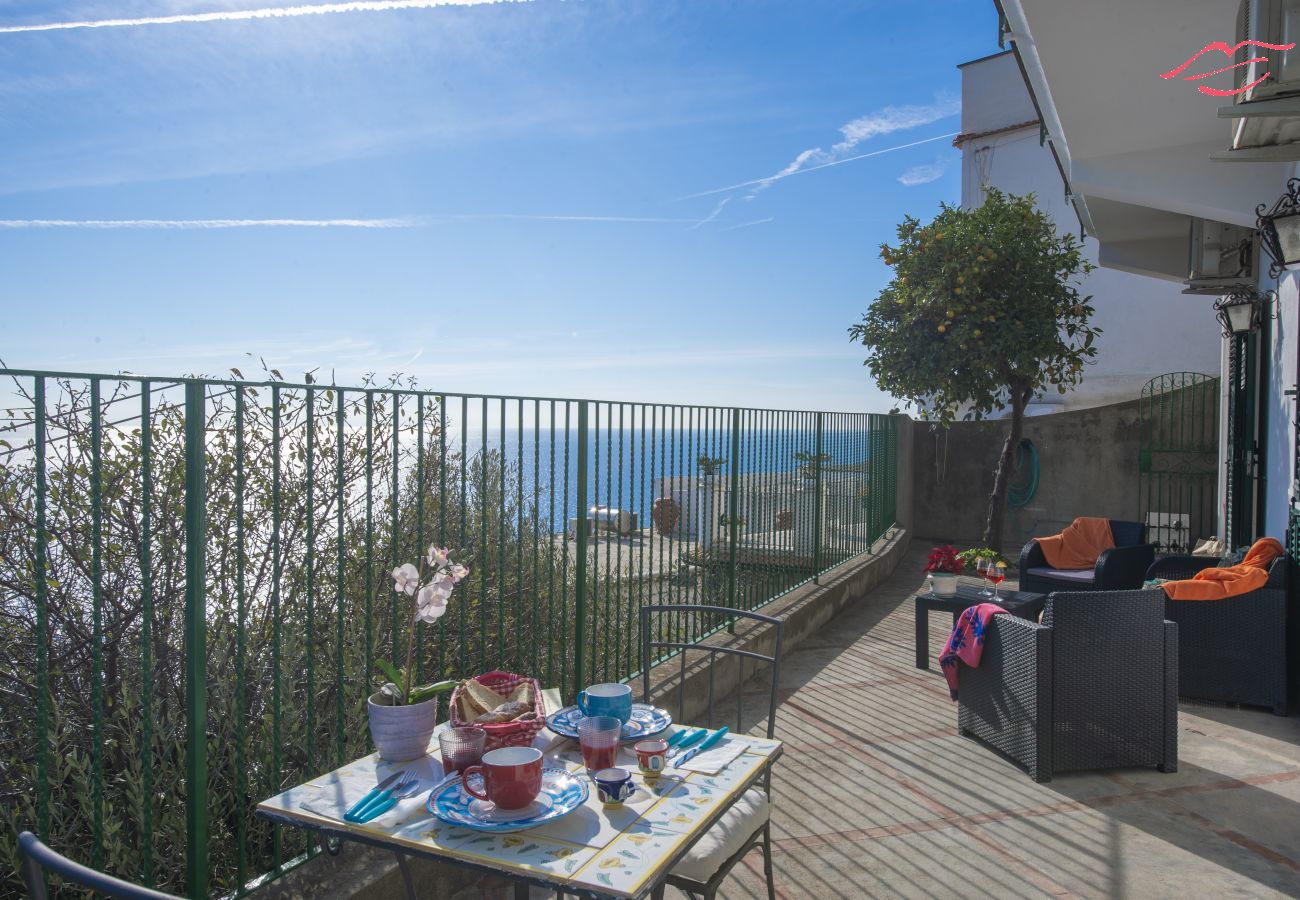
xmin=929 ymin=573 xmax=958 ymax=598
xmin=367 ymin=692 xmax=438 ymax=762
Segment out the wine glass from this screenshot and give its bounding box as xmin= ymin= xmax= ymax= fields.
xmin=976 ymin=556 xmax=992 ymax=596
xmin=988 ymin=562 xmax=1007 ymax=601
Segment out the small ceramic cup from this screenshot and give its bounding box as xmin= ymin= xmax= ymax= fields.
xmin=592 ymin=767 xmax=636 ymax=809
xmin=633 ymin=739 xmax=669 ymax=779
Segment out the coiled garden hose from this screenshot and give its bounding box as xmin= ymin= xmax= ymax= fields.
xmin=1007 ymin=438 xmax=1039 ymax=509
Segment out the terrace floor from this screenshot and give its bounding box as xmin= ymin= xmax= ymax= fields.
xmin=702 ymin=547 xmax=1300 ymax=899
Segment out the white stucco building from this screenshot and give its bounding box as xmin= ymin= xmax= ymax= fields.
xmin=996 ymin=0 xmax=1298 ymax=547
xmin=956 ymin=49 xmax=1221 ymax=415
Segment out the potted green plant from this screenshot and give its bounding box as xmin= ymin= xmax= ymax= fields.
xmin=924 ymin=545 xmax=963 ymax=598
xmin=367 ymin=546 xmax=467 ymax=761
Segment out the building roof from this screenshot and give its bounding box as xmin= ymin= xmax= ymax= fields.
xmin=952 ymin=118 xmax=1039 ymax=148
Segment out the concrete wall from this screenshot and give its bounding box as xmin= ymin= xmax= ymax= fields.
xmin=894 ymin=414 xmax=915 ymax=534
xmin=910 ymin=397 xmax=1145 ymax=557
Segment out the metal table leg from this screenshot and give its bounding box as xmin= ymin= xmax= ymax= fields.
xmin=915 ymin=598 xmax=929 ymax=669
xmin=393 ymin=850 xmax=417 ymax=900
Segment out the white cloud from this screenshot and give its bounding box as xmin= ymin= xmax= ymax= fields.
xmin=831 ymin=97 xmax=960 ymax=154
xmin=0 ymin=217 xmax=425 ymax=229
xmin=0 ymin=0 xmax=528 ymax=34
xmin=738 ymin=95 xmax=959 ymax=199
xmin=897 ymin=160 xmax=949 ymax=187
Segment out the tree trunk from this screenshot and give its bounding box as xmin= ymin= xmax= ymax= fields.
xmin=982 ymin=384 xmax=1033 ymax=551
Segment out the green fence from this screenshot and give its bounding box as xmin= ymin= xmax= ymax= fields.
xmin=0 ymin=367 xmax=898 ymax=898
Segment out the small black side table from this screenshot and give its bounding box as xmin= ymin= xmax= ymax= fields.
xmin=914 ymin=584 xmax=1048 ymax=670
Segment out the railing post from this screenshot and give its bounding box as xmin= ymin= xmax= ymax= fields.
xmin=574 ymin=400 xmax=589 ymax=696
xmin=726 ymin=409 xmax=741 ymax=612
xmin=813 ymin=412 xmax=824 ymax=583
xmin=184 ymin=382 xmax=209 ymax=899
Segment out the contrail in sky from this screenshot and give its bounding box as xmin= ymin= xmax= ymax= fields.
xmin=0 ymin=0 xmax=526 ymax=34
xmin=677 ymin=132 xmax=960 ymax=201
xmin=0 ymin=217 xmax=425 ymax=228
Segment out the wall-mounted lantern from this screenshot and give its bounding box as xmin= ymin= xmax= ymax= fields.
xmin=1213 ymin=286 xmax=1276 ymax=337
xmin=1257 ymin=178 xmax=1300 ymax=278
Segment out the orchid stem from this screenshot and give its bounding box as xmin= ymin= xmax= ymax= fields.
xmin=401 ymin=557 xmax=426 ymax=703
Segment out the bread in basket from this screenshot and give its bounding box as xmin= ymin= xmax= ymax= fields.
xmin=448 ymin=670 xmax=546 ymax=751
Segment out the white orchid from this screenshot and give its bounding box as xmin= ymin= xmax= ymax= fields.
xmin=381 ymin=548 xmax=467 ymax=703
xmin=391 ymin=563 xmax=421 ymax=596
xmin=427 ymin=545 xmax=450 ymax=568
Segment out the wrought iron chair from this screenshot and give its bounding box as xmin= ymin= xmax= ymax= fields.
xmin=18 ymin=832 xmax=183 ymax=900
xmin=640 ymin=605 xmax=783 ymax=900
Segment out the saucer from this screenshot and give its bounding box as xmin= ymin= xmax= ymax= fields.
xmin=547 ymin=703 xmax=672 ymax=742
xmin=427 ymin=767 xmax=587 ymax=833
xmin=467 ymin=793 xmax=554 ymax=822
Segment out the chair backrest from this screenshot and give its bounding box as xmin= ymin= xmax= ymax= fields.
xmin=1108 ymin=519 xmax=1145 ymax=547
xmin=639 ymin=605 xmax=783 ymax=740
xmin=1042 ymin=590 xmax=1168 ymax=770
xmin=18 ymin=832 xmax=183 ymax=900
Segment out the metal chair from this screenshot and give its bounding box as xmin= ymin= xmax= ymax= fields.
xmin=18 ymin=832 xmax=183 ymax=900
xmin=640 ymin=604 xmax=783 ymax=900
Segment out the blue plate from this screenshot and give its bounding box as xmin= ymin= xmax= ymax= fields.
xmin=546 ymin=703 xmax=672 ymax=743
xmin=426 ymin=767 xmax=587 ymax=833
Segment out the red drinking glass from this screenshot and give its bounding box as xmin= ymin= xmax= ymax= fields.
xmin=578 ymin=716 xmax=622 ymax=772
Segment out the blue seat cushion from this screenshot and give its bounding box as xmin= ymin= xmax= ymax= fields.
xmin=1027 ymin=566 xmax=1096 ymax=584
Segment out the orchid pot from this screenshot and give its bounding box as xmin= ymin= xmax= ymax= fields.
xmin=367 ymin=692 xmax=439 ymax=762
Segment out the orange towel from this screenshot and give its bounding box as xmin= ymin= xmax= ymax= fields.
xmin=1161 ymin=537 xmax=1284 ymax=601
xmin=1034 ymin=517 xmax=1114 ymax=569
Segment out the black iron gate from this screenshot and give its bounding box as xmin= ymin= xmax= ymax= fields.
xmin=1138 ymin=372 xmax=1220 ymax=553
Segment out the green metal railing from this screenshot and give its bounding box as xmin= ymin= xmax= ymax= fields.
xmin=0 ymin=367 xmax=898 ymax=898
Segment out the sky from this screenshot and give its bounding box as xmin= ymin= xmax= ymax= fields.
xmin=0 ymin=0 xmax=996 ymax=412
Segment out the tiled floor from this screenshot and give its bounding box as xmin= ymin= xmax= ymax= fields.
xmin=710 ymin=548 xmax=1300 ymax=899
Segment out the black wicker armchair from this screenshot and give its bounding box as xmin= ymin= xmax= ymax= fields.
xmin=956 ymin=589 xmax=1178 ymax=782
xmin=1146 ymin=554 xmax=1288 ymax=715
xmin=1019 ymin=519 xmax=1155 ymax=594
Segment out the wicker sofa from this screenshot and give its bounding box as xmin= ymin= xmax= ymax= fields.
xmin=1146 ymin=554 xmax=1289 ymax=716
xmin=956 ymin=589 xmax=1178 ymax=782
xmin=1019 ymin=519 xmax=1155 ymax=594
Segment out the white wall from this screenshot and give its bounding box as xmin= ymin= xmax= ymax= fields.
xmin=959 ymin=52 xmax=1221 ymax=414
xmin=1264 ymin=264 xmax=1298 ymax=541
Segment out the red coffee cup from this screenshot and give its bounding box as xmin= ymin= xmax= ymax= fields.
xmin=461 ymin=746 xmax=543 ymax=810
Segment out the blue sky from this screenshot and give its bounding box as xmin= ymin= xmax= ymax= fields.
xmin=0 ymin=0 xmax=994 ymax=411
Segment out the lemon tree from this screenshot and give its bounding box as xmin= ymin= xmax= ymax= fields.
xmin=848 ymin=189 xmax=1098 ymax=549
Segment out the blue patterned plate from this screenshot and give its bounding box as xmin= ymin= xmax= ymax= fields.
xmin=546 ymin=703 xmax=672 ymax=743
xmin=426 ymin=767 xmax=587 ymax=833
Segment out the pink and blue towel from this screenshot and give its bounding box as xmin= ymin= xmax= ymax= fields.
xmin=939 ymin=603 xmax=1008 ymax=700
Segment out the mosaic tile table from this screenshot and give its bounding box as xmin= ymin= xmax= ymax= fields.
xmin=256 ymin=726 xmax=783 ymax=900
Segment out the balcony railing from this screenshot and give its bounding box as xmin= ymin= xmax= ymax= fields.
xmin=0 ymin=367 xmax=898 ymax=897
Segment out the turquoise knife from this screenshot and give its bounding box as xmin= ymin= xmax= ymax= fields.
xmin=671 ymin=726 xmax=729 ymax=767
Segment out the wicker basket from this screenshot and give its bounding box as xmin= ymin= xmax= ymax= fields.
xmin=449 ymin=670 xmax=547 ymax=751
